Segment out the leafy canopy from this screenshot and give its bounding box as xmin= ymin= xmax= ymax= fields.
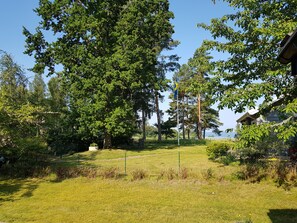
xmin=23 ymin=0 xmax=175 ymax=148
xmin=199 ymin=0 xmax=297 ymax=141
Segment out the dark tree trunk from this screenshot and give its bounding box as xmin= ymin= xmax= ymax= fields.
xmin=186 ymin=96 xmax=190 ymax=140
xmin=142 ymin=109 xmax=146 ymax=141
xmin=103 ymin=131 xmax=112 ymax=149
xmin=155 ymin=92 xmax=162 ymax=141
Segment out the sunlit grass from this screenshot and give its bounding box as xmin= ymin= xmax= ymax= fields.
xmin=1 ymin=143 xmax=297 ymax=222
xmin=58 ymin=145 xmax=237 ymax=180
xmin=1 ymin=178 xmax=297 ymax=223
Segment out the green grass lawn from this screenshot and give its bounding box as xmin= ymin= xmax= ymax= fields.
xmin=1 ymin=143 xmax=297 ymax=223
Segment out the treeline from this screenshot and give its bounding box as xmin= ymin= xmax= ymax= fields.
xmin=0 ymin=51 xmax=78 ymax=162
xmin=0 ymin=1 xmax=223 ymax=164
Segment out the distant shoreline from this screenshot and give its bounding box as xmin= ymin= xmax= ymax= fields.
xmin=205 ymin=131 xmax=236 ymax=139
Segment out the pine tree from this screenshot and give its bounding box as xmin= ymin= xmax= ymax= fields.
xmin=168 ymin=47 xmax=221 ymax=139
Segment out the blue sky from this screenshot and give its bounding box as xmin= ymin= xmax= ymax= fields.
xmin=0 ymin=0 xmax=243 ymax=131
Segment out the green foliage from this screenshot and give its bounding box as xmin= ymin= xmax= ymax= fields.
xmin=0 ymin=52 xmax=51 ymax=162
xmin=29 ymin=74 xmax=46 ymax=106
xmin=236 ymin=124 xmax=289 ymax=162
xmin=158 ymin=119 xmax=176 ymax=139
xmin=198 ymin=0 xmax=297 ymax=143
xmin=168 ymin=46 xmax=222 ymax=140
xmin=23 ymin=0 xmax=175 ymax=148
xmin=233 ymin=163 xmax=267 ymax=183
xmin=145 ymin=125 xmax=158 ymax=138
xmin=206 ymin=141 xmax=235 ymax=161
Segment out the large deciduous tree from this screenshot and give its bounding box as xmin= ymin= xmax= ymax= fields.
xmin=199 ymin=0 xmax=297 ymax=143
xmin=23 ymin=0 xmax=175 ymax=148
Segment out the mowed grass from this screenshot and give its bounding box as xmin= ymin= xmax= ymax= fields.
xmin=1 ymin=143 xmax=297 ymax=223
xmin=63 ymin=144 xmax=233 ymax=177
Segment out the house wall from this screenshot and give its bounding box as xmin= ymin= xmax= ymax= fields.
xmin=265 ymin=111 xmax=281 ymax=122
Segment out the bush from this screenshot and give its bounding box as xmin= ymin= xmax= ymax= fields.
xmin=233 ymin=161 xmax=269 ymax=183
xmin=158 ymin=168 xmax=178 ymax=180
xmin=1 ymin=137 xmax=49 ymax=165
xmin=90 ymin=142 xmax=98 ymax=147
xmin=236 ymin=127 xmax=289 ymax=163
xmin=206 ymin=141 xmax=235 ymax=161
xmin=179 ymin=167 xmax=189 ymax=179
xmin=99 ymin=167 xmax=120 ymax=179
xmin=201 ymin=168 xmax=214 ymax=180
xmin=288 ymin=148 xmax=297 ymax=162
xmin=0 ymin=162 xmax=51 ymax=178
xmin=55 ymin=166 xmax=98 ymax=180
xmin=269 ymin=161 xmax=297 ymax=190
xmin=236 ymin=147 xmax=267 ymax=163
xmin=220 ymin=154 xmax=236 ymax=165
xmin=131 ymin=169 xmax=147 ymax=181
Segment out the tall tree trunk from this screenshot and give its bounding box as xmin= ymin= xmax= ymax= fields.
xmin=155 ymin=91 xmax=162 ymax=141
xmin=203 ymin=128 xmax=206 ymax=139
xmin=182 ymin=94 xmax=185 ymax=140
xmin=142 ymin=109 xmax=146 ymax=141
xmin=186 ymin=96 xmax=190 ymax=139
xmin=103 ymin=131 xmax=112 ymax=149
xmin=197 ymin=94 xmax=202 ymax=140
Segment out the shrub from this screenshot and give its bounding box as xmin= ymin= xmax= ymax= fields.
xmin=179 ymin=167 xmax=189 ymax=179
xmin=90 ymin=142 xmax=98 ymax=147
xmin=131 ymin=169 xmax=147 ymax=181
xmin=0 ymin=162 xmax=51 ymax=178
xmin=54 ymin=166 xmax=99 ymax=180
xmin=269 ymin=161 xmax=297 ymax=190
xmin=236 ymin=127 xmax=289 ymax=163
xmin=159 ymin=168 xmax=178 ymax=180
xmin=233 ymin=162 xmax=268 ymax=183
xmin=201 ymin=168 xmax=214 ymax=180
xmin=206 ymin=141 xmax=235 ymax=161
xmin=220 ymin=154 xmax=236 ymax=165
xmin=99 ymin=167 xmax=120 ymax=179
xmin=288 ymin=148 xmax=297 ymax=162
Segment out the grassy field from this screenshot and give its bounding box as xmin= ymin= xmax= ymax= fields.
xmin=1 ymin=142 xmax=297 ymax=223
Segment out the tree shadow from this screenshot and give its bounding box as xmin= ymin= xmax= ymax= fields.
xmin=52 ymin=151 xmax=101 ymax=167
xmin=123 ymin=139 xmax=208 ymax=152
xmin=0 ymin=179 xmax=39 ymax=205
xmin=268 ymin=209 xmax=297 ymax=223
xmin=21 ymin=184 xmax=38 ymax=198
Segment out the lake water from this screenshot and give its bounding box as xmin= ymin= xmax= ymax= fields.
xmin=205 ymin=131 xmax=236 ymax=139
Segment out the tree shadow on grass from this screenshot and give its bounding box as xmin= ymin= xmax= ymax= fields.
xmin=0 ymin=179 xmax=39 ymax=205
xmin=53 ymin=151 xmax=101 ymax=167
xmin=124 ymin=139 xmax=208 ymax=152
xmin=268 ymin=209 xmax=297 ymax=223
